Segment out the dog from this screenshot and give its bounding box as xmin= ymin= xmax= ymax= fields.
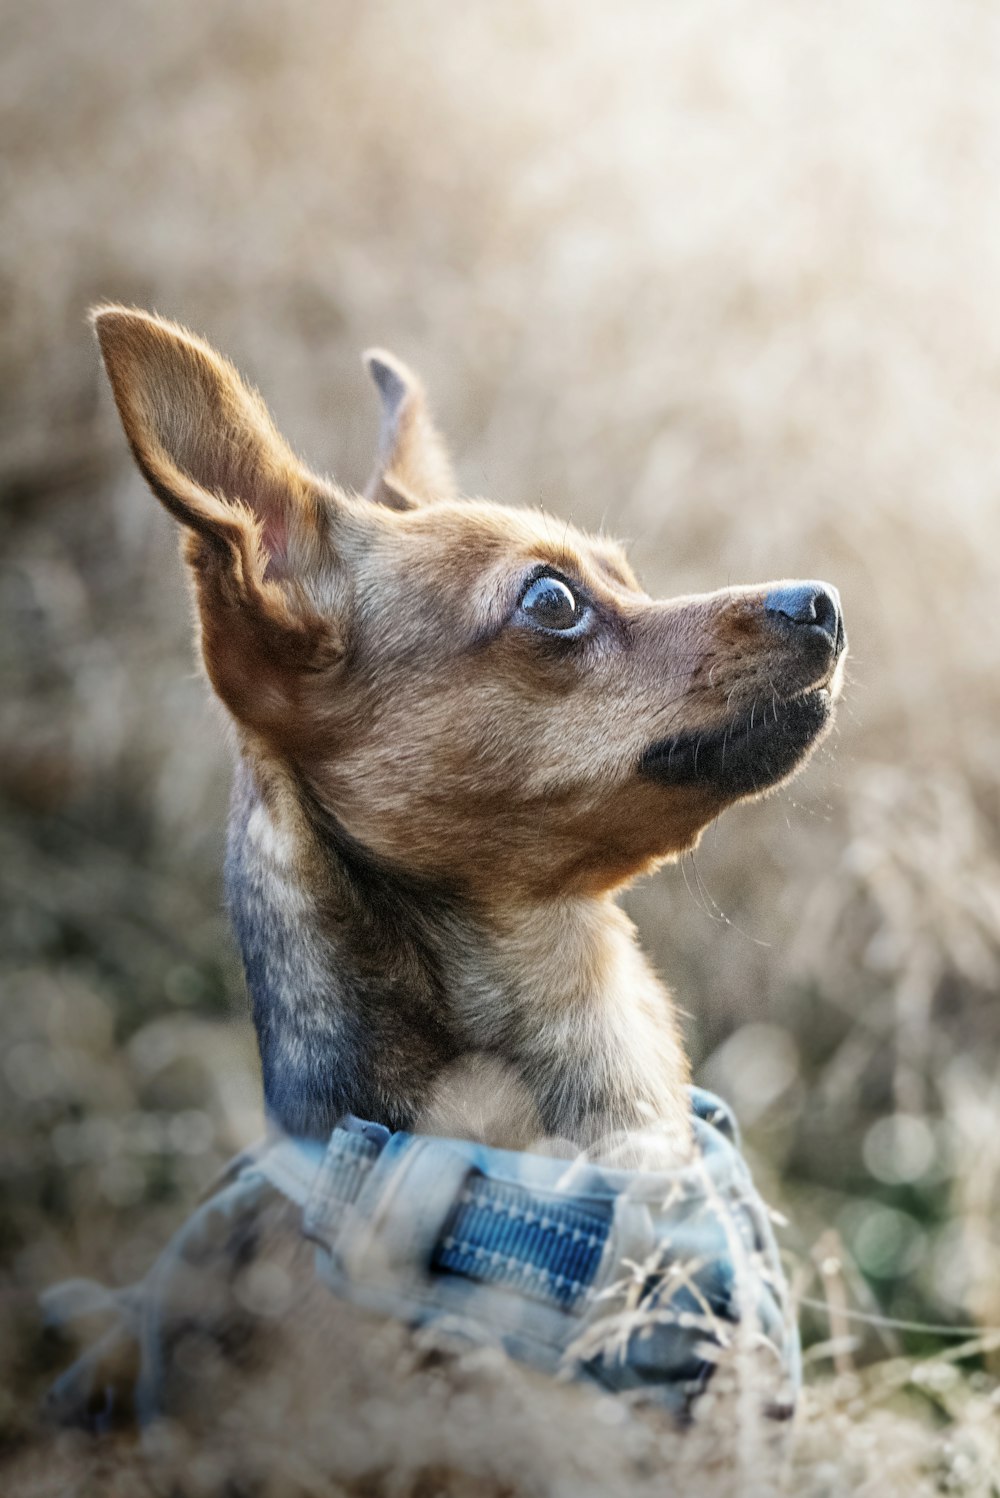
xmin=93 ymin=307 xmax=846 ymax=1166
xmin=42 ymin=311 xmax=846 ymax=1454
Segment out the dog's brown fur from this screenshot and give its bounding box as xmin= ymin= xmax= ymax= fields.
xmin=93 ymin=308 xmax=846 ymax=1163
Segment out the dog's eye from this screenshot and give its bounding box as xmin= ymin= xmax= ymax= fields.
xmin=519 ymin=574 xmax=583 ymax=631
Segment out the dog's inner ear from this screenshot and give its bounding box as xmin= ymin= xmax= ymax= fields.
xmin=363 ymin=349 xmax=458 ymax=510
xmin=93 ymin=306 xmax=341 ymax=742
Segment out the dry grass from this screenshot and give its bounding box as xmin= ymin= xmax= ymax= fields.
xmin=3 ymin=1 xmax=1000 ymax=1491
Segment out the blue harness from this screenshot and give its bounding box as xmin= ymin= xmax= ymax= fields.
xmin=44 ymin=1088 xmax=800 ymax=1426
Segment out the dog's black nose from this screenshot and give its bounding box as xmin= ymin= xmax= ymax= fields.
xmin=764 ymin=581 xmax=843 ymax=651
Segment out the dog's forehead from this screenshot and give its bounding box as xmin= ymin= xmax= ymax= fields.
xmin=395 ymin=498 xmax=641 ymax=590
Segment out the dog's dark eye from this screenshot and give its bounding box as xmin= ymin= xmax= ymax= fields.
xmin=519 ymin=574 xmax=583 ymax=631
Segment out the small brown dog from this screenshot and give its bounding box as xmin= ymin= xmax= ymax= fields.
xmin=94 ymin=308 xmax=846 ymax=1166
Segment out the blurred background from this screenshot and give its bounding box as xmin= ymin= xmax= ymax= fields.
xmin=3 ymin=0 xmax=1000 ymax=1471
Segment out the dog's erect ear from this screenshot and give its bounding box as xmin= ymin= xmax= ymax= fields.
xmin=92 ymin=305 xmax=325 ymax=576
xmin=363 ymin=349 xmax=457 ymax=510
xmin=93 ymin=306 xmax=342 ymax=742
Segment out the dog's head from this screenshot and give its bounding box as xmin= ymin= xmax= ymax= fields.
xmin=95 ymin=308 xmax=846 ymax=900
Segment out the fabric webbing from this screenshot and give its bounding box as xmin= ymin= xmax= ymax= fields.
xmin=271 ymin=1127 xmax=611 ymax=1312
xmin=432 ymin=1174 xmax=610 ymax=1309
xmin=314 ymin=1129 xmax=383 ymax=1211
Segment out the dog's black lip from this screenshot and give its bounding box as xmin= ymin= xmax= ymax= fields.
xmin=639 ymin=688 xmax=832 ymax=796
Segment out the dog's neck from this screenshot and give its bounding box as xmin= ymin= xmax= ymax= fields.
xmin=225 ymin=751 xmax=692 ymax=1158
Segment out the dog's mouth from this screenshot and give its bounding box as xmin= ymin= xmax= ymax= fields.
xmin=638 ymin=687 xmax=834 ymax=798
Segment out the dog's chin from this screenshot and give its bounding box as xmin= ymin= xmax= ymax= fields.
xmin=638 ymin=687 xmax=834 ymax=801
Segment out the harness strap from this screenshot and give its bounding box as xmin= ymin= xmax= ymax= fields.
xmin=432 ymin=1175 xmax=609 ymax=1310
xmin=255 ymin=1124 xmax=613 ymax=1312
xmin=254 ymin=1130 xmax=371 ymax=1210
